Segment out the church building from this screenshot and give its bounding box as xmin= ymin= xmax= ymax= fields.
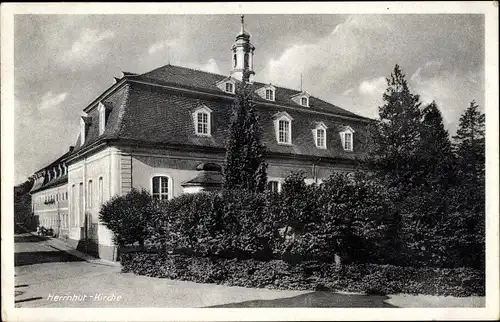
xmin=29 ymin=16 xmax=373 ymax=261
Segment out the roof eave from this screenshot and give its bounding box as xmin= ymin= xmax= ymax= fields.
xmin=82 ymin=78 xmax=128 ymax=113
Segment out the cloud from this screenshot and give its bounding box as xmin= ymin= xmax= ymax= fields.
xmin=197 ymin=58 xmax=221 ymax=74
xmin=148 ymin=38 xmax=181 ymax=55
xmin=39 ymin=91 xmax=68 ymax=110
xmin=409 ymin=61 xmax=484 ymax=135
xmin=59 ymin=29 xmax=115 ymax=67
xmin=258 ymin=15 xmax=483 ymax=128
xmin=342 ymin=88 xmax=354 ymax=96
xmin=359 ymin=77 xmax=387 ymax=95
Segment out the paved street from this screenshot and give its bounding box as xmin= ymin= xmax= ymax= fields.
xmin=14 ymin=231 xmax=485 ymax=308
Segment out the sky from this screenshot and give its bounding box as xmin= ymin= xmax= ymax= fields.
xmin=14 ymin=14 xmax=484 ymax=185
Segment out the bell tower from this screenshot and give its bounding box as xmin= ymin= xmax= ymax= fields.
xmin=230 ymin=15 xmax=255 ymax=82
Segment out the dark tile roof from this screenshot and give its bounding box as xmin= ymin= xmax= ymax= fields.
xmin=31 ymin=174 xmax=68 ymax=194
xmin=115 ymin=83 xmax=369 ymax=160
xmin=137 ymin=64 xmax=368 ymax=119
xmin=181 ymin=171 xmax=223 ymax=187
xmin=70 ymin=64 xmax=371 ymax=162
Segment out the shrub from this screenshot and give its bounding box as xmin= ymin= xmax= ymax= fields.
xmin=146 ymin=190 xmax=277 ymax=260
xmin=99 ymin=188 xmax=158 ymax=247
xmin=121 ymin=253 xmax=485 ymax=297
xmin=146 ymin=192 xmax=222 ymax=255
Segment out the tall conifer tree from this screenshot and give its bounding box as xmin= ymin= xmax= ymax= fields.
xmin=368 ymin=64 xmax=422 ymax=188
xmin=417 ymin=101 xmax=454 ymax=188
xmin=223 ymin=70 xmax=268 ymax=192
xmin=452 ymin=100 xmax=485 ymax=182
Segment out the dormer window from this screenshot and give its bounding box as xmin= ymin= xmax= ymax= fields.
xmin=225 ymin=82 xmax=234 ymax=93
xmin=291 ymin=91 xmax=310 ymax=107
xmin=339 ymin=126 xmax=355 ymax=152
xmin=98 ymin=102 xmax=112 ymax=135
xmin=301 ymin=97 xmax=308 ymax=106
xmin=265 ymin=89 xmax=274 ymax=101
xmin=215 ymin=77 xmax=236 ymax=94
xmin=344 ymin=132 xmax=352 ymax=150
xmin=80 ymin=115 xmax=92 ymax=144
xmin=257 ymin=84 xmax=276 ymax=102
xmin=313 ymin=122 xmax=328 ymax=149
xmin=273 ymin=112 xmax=293 ymax=145
xmin=192 ymin=105 xmax=213 ymax=137
xmin=97 ymin=103 xmax=106 ymax=135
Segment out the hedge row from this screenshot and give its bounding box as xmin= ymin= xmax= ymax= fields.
xmin=121 ymin=252 xmax=485 ymax=297
xmin=145 ymin=171 xmax=396 ymax=264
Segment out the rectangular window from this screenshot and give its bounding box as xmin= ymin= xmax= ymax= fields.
xmin=316 ymin=128 xmax=325 ymax=148
xmin=266 ymin=89 xmax=274 ymax=101
xmin=267 ymin=181 xmax=280 ymax=193
xmin=344 ymin=133 xmax=352 ymax=151
xmin=301 ymin=97 xmax=308 ymax=106
xmin=225 ymin=83 xmax=233 ymax=93
xmin=197 ymin=112 xmax=208 ymax=135
xmin=278 ymin=120 xmax=290 ymax=144
xmin=152 ymin=176 xmax=169 ymax=200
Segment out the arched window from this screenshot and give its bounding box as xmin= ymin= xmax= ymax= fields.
xmin=152 ymin=176 xmax=170 ymax=200
xmin=192 ymin=105 xmax=213 ymax=137
xmin=244 ymin=52 xmax=249 ymax=69
xmin=98 ymin=177 xmax=103 ymax=205
xmin=301 ymin=97 xmax=308 ymax=106
xmin=273 ymin=112 xmax=293 ymax=145
xmin=197 ymin=112 xmax=209 ymax=135
xmin=313 ymin=122 xmax=327 ymax=149
xmin=87 ymin=180 xmax=93 ymax=209
xmin=278 ymin=119 xmax=290 ymax=144
xmin=316 ymin=128 xmax=326 ymax=148
xmin=233 ymin=54 xmax=237 ymax=67
xmin=339 ymin=126 xmax=355 ymax=151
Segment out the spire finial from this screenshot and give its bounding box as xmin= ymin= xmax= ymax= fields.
xmin=240 ymin=14 xmax=245 ymax=32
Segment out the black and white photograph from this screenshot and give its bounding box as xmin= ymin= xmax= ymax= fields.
xmin=1 ymin=2 xmax=499 ymax=321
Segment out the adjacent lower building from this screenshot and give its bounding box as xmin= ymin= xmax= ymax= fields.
xmin=29 ymin=16 xmax=373 ymax=261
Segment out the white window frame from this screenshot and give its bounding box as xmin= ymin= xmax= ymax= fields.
xmin=301 ymin=96 xmax=309 ymax=107
xmin=267 ymin=180 xmax=282 ymax=193
xmin=151 ymin=175 xmax=173 ymax=200
xmin=339 ymin=126 xmax=355 ymax=152
xmin=225 ymin=82 xmax=234 ymax=94
xmin=80 ymin=117 xmax=86 ymax=144
xmin=265 ymin=88 xmax=275 ymax=101
xmin=313 ymin=122 xmax=328 ymax=149
xmin=273 ymin=112 xmax=293 ymax=145
xmin=192 ymin=105 xmax=213 ymax=137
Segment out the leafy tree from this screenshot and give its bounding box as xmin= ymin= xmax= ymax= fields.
xmin=368 ymin=64 xmax=422 ymax=189
xmin=99 ymin=188 xmax=158 ymax=248
xmin=223 ymin=70 xmax=268 ymax=192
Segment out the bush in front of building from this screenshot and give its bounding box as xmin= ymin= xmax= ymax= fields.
xmin=146 ymin=190 xmax=277 ymax=260
xmin=120 ymin=252 xmax=484 ymax=297
xmin=99 ymin=188 xmax=159 ymax=247
xmin=145 ymin=171 xmax=395 ymax=264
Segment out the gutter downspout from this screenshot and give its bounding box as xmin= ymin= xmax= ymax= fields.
xmin=312 ymin=157 xmax=322 ymax=184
